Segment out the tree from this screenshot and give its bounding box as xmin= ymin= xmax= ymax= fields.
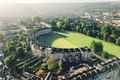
xmin=47 ymin=55 xmax=59 ymax=71
xmin=3 ymin=39 xmax=16 ymax=57
xmin=16 ymin=47 xmax=25 ymax=58
xmin=41 ymin=63 xmax=48 ymax=70
xmin=107 ymin=34 xmax=116 ymax=43
xmin=18 ymin=17 xmax=33 ymax=28
xmin=4 ymin=54 xmax=16 ymax=65
xmin=0 ymin=33 xmax=5 ymax=50
xmin=32 ymin=16 xmax=41 ymax=25
xmin=116 ymin=37 xmax=120 ymax=45
xmin=50 ymin=19 xmax=57 ymax=30
xmin=3 ymin=31 xmax=30 ymax=59
xmin=56 ymin=21 xmax=63 ymax=30
xmin=75 ymin=25 xmax=80 ymax=32
xmin=0 ymin=33 xmax=4 ymax=42
xmin=58 ymin=59 xmax=64 ymax=71
xmin=90 ymin=41 xmax=103 ymax=56
xmin=100 ymin=24 xmax=112 ymax=40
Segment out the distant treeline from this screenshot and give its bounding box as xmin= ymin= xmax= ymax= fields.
xmin=49 ymin=17 xmax=120 ymax=46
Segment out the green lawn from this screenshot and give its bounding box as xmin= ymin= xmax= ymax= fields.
xmin=38 ymin=31 xmax=120 ymax=57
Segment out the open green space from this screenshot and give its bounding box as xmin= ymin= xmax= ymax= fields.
xmin=38 ymin=31 xmax=120 ymax=57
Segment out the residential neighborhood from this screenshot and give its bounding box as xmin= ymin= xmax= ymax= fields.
xmin=0 ymin=1 xmax=120 ymax=80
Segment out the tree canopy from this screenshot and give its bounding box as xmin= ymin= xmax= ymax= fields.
xmin=90 ymin=41 xmax=103 ymax=56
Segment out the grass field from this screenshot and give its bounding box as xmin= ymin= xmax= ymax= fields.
xmin=38 ymin=31 xmax=120 ymax=57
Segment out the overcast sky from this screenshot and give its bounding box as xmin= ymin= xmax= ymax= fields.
xmin=0 ymin=0 xmax=119 ymax=3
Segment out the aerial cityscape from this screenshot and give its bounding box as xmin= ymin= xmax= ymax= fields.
xmin=0 ymin=0 xmax=120 ymax=80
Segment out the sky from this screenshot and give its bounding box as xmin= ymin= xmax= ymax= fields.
xmin=0 ymin=0 xmax=119 ymax=3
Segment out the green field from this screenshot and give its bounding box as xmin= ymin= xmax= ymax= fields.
xmin=38 ymin=31 xmax=120 ymax=57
